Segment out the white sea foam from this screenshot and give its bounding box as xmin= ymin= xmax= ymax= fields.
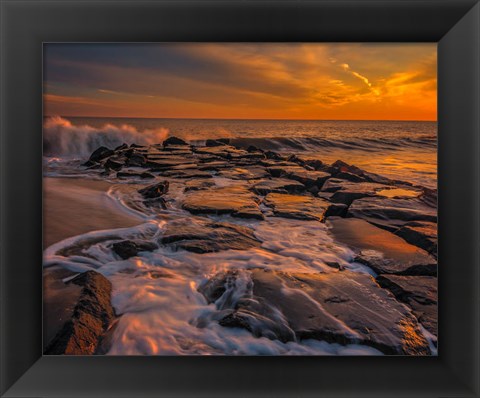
xmin=43 ymin=199 xmax=383 ymax=355
xmin=43 ymin=116 xmax=169 ymax=157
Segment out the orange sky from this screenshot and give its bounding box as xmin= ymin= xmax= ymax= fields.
xmin=44 ymin=43 xmax=437 ymax=121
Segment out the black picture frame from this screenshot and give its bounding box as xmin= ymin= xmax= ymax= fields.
xmin=1 ymin=0 xmax=479 ymax=397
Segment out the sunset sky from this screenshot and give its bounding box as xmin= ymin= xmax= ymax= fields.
xmin=44 ymin=43 xmax=437 ymax=121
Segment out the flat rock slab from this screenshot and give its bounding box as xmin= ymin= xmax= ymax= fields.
xmin=218 ymin=166 xmax=270 ymax=180
xmin=145 ymin=158 xmax=196 ymax=169
xmin=264 ymin=192 xmax=330 ymax=221
xmin=44 ymin=270 xmax=115 ymax=355
xmin=194 ymin=145 xmax=255 ymax=160
xmin=395 ymin=221 xmax=438 ymax=257
xmin=267 ymin=166 xmax=330 ymax=188
xmin=160 ymin=169 xmax=214 ymax=179
xmin=199 ymin=269 xmax=430 ymax=355
xmin=328 ymin=217 xmax=437 ymax=276
xmin=184 ymin=179 xmax=216 ymax=192
xmin=376 ymin=275 xmax=437 ymax=336
xmin=252 ymin=178 xmax=306 ymax=195
xmin=183 ymin=186 xmax=263 ymax=220
xmin=321 ymin=179 xmax=398 ymax=205
xmin=348 ymin=196 xmax=437 ymax=231
xmin=160 ymin=217 xmax=261 ymax=253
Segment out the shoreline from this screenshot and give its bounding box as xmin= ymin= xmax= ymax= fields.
xmin=42 ymin=138 xmax=438 ymax=356
xmin=43 ymin=177 xmax=142 ymax=248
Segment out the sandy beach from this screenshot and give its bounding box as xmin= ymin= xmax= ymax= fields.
xmin=43 ymin=177 xmax=142 ymax=248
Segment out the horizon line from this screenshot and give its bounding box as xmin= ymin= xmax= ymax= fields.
xmin=44 ymin=114 xmax=438 ymax=123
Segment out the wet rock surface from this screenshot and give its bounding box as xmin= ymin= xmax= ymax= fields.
xmin=376 ymin=275 xmax=437 ymax=336
xmin=395 ymin=221 xmax=438 ymax=257
xmin=161 ymin=218 xmax=262 ymax=253
xmin=112 ymin=240 xmax=159 ymax=259
xmin=264 ymin=192 xmax=331 ymax=221
xmin=252 ymin=178 xmax=305 ymax=195
xmin=329 ymin=217 xmax=437 ymax=276
xmin=44 ymin=270 xmax=115 ymax=355
xmin=183 ymin=186 xmax=264 ymax=220
xmin=199 ymin=269 xmax=431 ymax=355
xmin=348 ymin=196 xmax=437 ymax=232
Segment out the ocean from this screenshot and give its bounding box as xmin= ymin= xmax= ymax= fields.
xmin=44 ymin=116 xmax=437 ymax=188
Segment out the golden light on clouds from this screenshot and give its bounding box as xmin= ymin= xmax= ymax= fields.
xmin=44 ymin=43 xmax=437 ymax=121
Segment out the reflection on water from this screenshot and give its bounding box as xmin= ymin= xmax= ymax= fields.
xmin=376 ymin=188 xmax=421 ymax=198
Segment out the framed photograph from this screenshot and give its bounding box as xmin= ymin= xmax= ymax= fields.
xmin=1 ymin=0 xmax=479 ymax=397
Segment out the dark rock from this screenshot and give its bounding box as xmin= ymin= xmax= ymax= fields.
xmin=419 ymin=187 xmax=437 ymax=208
xmin=335 ymin=171 xmax=366 ymax=183
xmin=302 ymin=159 xmax=325 ymax=171
xmin=321 ymin=179 xmax=391 ymax=205
xmin=263 ymin=193 xmax=330 ymax=221
xmin=144 ymin=197 xmax=168 ymax=210
xmin=264 ymin=151 xmax=284 ymax=160
xmin=163 ymin=136 xmax=188 ymax=146
xmin=267 ymin=166 xmax=330 ymax=188
xmin=160 ymin=169 xmax=213 ymax=179
xmin=82 ymin=160 xmax=97 ymax=167
xmin=197 ymin=161 xmax=231 ymax=171
xmin=104 ymin=158 xmax=124 ymax=171
xmin=324 ymin=203 xmax=348 ymax=218
xmin=184 ymin=179 xmax=216 ymax=192
xmin=205 ymin=139 xmax=225 ymax=147
xmin=112 ymin=240 xmax=158 ymax=259
xmin=126 ymin=153 xmax=146 ymax=167
xmin=130 ymin=143 xmax=145 ymax=148
xmin=218 ymin=167 xmax=269 ymax=180
xmin=115 ymin=143 xmax=129 ymax=151
xmin=219 ymin=310 xmax=296 ymax=343
xmin=44 ymin=270 xmax=115 ymax=355
xmin=376 ymin=275 xmax=437 ymax=336
xmin=183 ymin=186 xmax=263 ymax=220
xmin=138 ymin=181 xmax=169 ymax=199
xmin=348 ymin=196 xmax=437 ymax=232
xmin=200 ymin=269 xmax=431 ymax=355
xmin=246 ymin=145 xmax=260 ymax=153
xmin=217 ymin=138 xmax=231 ymax=145
xmin=89 ymin=146 xmax=114 ymax=162
xmin=140 ymin=172 xmax=155 ymax=179
xmin=327 ymin=160 xmax=393 ymax=185
xmin=161 ymin=217 xmax=262 ymax=253
xmin=252 ymin=179 xmax=305 ymax=195
xmin=395 ymin=221 xmax=437 ymax=257
xmin=329 ymin=217 xmax=437 ymax=276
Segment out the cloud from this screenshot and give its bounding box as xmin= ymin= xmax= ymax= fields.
xmin=44 ymin=43 xmax=437 ymax=120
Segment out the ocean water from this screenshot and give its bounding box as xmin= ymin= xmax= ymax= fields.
xmin=43 ymin=116 xmax=437 ymax=355
xmin=44 ymin=116 xmax=437 ymax=188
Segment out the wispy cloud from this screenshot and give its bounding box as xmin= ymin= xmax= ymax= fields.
xmin=44 ymin=43 xmax=437 ymax=120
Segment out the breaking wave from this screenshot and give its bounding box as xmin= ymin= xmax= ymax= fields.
xmin=43 ymin=116 xmax=169 ymax=157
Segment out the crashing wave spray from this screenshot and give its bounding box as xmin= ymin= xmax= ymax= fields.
xmin=43 ymin=116 xmax=170 ymax=157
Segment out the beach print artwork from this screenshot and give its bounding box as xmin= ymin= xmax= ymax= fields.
xmin=43 ymin=43 xmax=437 ymax=355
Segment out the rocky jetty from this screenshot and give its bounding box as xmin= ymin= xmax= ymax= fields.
xmin=68 ymin=136 xmax=438 ymax=354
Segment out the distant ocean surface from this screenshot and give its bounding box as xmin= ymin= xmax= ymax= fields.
xmin=44 ymin=116 xmax=437 ymax=188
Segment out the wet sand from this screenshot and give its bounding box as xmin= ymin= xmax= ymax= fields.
xmin=43 ymin=177 xmax=142 ymax=248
